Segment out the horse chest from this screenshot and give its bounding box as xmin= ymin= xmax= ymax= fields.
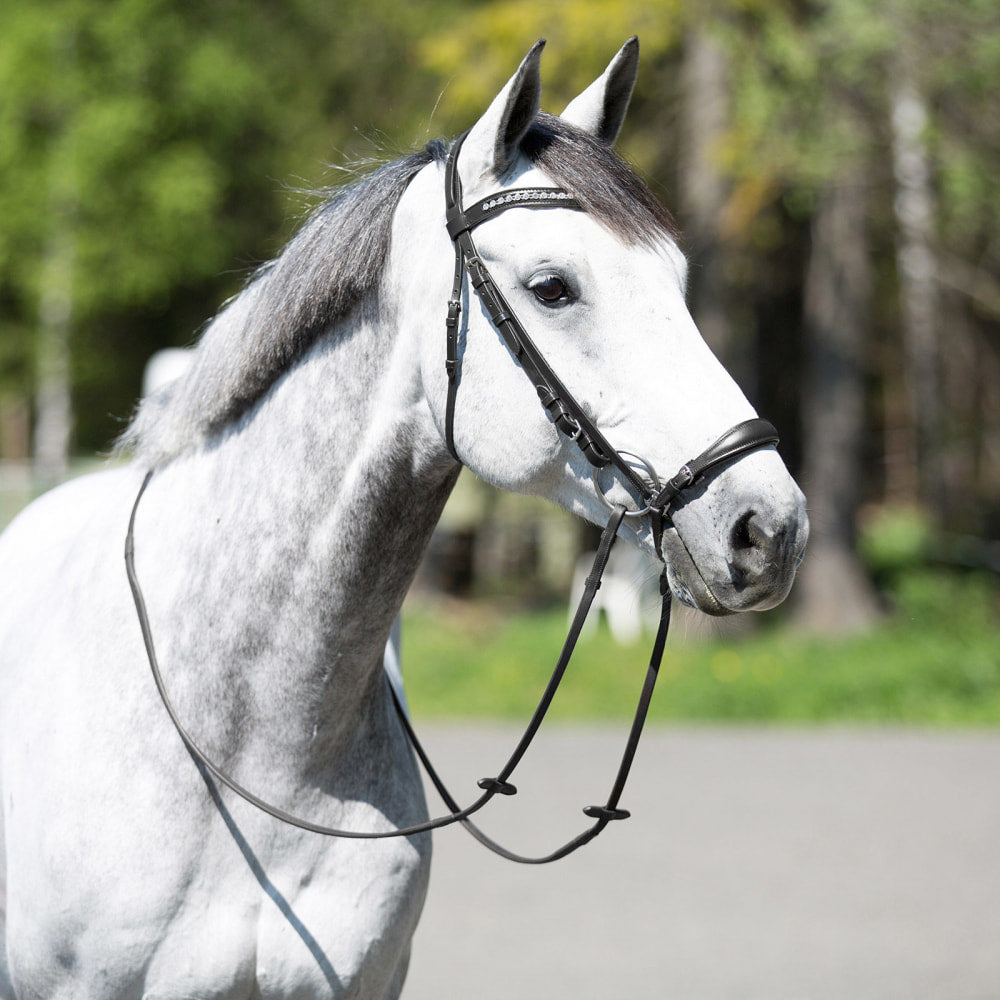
xmin=140 ymin=830 xmax=429 ymax=1000
xmin=4 ymin=818 xmax=423 ymax=1000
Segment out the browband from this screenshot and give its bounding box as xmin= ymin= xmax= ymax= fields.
xmin=446 ymin=188 xmax=581 ymax=240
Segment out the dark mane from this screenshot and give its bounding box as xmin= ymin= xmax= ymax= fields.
xmin=121 ymin=114 xmax=677 ymax=465
xmin=120 ymin=145 xmax=444 ymax=463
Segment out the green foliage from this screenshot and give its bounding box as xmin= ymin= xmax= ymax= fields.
xmin=417 ymin=0 xmax=683 ymax=171
xmin=0 ymin=0 xmax=997 ymax=554
xmin=893 ymin=569 xmax=998 ymax=631
xmin=0 ymin=0 xmax=456 ymax=450
xmin=857 ymin=505 xmax=935 ymax=575
xmin=401 ymin=571 xmax=1000 ymax=724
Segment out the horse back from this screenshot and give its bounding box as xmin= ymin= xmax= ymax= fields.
xmin=0 ymin=467 xmax=141 ymax=673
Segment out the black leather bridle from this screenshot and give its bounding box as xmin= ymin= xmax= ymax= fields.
xmin=442 ymin=130 xmax=778 ymax=556
xmin=125 ymin=133 xmax=780 ymax=864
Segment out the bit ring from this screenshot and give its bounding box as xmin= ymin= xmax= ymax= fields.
xmin=592 ymin=451 xmax=661 ymax=519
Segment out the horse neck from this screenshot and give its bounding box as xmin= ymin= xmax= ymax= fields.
xmin=139 ymin=308 xmax=457 ymax=767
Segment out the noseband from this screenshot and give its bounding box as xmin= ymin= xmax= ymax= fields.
xmin=125 ymin=134 xmax=780 ymax=865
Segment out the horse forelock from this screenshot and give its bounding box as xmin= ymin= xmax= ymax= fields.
xmin=523 ymin=112 xmax=679 ymax=249
xmin=120 ymin=114 xmax=674 ymax=468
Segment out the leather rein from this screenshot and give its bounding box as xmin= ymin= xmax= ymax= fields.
xmin=125 ymin=134 xmax=780 ymax=864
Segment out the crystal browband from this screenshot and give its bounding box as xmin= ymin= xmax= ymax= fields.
xmin=446 ymin=187 xmax=583 ymax=239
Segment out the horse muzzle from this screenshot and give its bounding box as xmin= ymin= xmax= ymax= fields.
xmin=661 ymin=494 xmax=809 ymax=615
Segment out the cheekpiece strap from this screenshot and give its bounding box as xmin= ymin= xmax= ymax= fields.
xmin=442 ymin=134 xmax=654 ymax=502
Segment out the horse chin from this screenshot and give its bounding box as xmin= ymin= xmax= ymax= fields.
xmin=660 ymin=527 xmax=733 ymax=617
xmin=660 ymin=524 xmax=800 ymax=616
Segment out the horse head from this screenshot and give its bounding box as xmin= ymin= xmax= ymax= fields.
xmin=395 ymin=39 xmax=808 ymax=616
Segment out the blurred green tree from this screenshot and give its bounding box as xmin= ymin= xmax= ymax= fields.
xmin=1 ymin=0 xmax=997 ymax=618
xmin=0 ymin=0 xmax=455 ymax=459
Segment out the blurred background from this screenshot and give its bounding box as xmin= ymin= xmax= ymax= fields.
xmin=1 ymin=0 xmax=997 ymax=723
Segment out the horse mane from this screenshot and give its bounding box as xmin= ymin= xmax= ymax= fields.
xmin=118 ymin=143 xmax=445 ymax=465
xmin=121 ymin=113 xmax=675 ymax=467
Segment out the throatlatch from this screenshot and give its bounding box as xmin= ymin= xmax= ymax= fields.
xmin=125 ymin=132 xmax=781 ymax=865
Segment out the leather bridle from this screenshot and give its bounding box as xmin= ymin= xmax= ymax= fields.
xmin=125 ymin=133 xmax=780 ymax=864
xmin=442 ymin=130 xmax=778 ymax=554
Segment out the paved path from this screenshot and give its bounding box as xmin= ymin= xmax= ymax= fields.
xmin=403 ymin=727 xmax=1000 ymax=999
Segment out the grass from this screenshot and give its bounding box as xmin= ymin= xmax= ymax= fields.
xmin=400 ymin=571 xmax=1000 ymax=725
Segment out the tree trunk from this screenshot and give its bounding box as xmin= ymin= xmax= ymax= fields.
xmin=678 ymin=25 xmax=750 ymax=387
xmin=794 ymin=175 xmax=881 ymax=632
xmin=32 ymin=24 xmax=78 ymax=489
xmin=33 ymin=222 xmax=75 ymax=487
xmin=0 ymin=393 xmax=30 ymax=462
xmin=890 ymin=78 xmax=942 ymax=510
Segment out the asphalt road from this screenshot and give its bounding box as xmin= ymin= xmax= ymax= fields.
xmin=403 ymin=726 xmax=1000 ymax=1000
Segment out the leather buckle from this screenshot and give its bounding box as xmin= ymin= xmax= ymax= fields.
xmin=672 ymin=464 xmax=694 ymax=489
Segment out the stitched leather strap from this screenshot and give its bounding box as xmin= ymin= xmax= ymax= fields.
xmin=446 ymin=188 xmax=581 ymax=239
xmin=442 ymin=132 xmax=654 ymax=502
xmin=652 ymin=418 xmax=779 ymax=512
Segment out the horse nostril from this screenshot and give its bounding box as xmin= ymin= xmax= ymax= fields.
xmin=730 ymin=511 xmax=780 ymax=585
xmin=731 ymin=510 xmax=758 ymax=550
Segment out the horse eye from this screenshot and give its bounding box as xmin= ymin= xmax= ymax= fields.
xmin=530 ymin=275 xmax=570 ymax=304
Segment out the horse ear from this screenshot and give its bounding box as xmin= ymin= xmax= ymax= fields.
xmin=458 ymin=39 xmax=544 ymax=190
xmin=560 ymin=37 xmax=639 ymax=145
